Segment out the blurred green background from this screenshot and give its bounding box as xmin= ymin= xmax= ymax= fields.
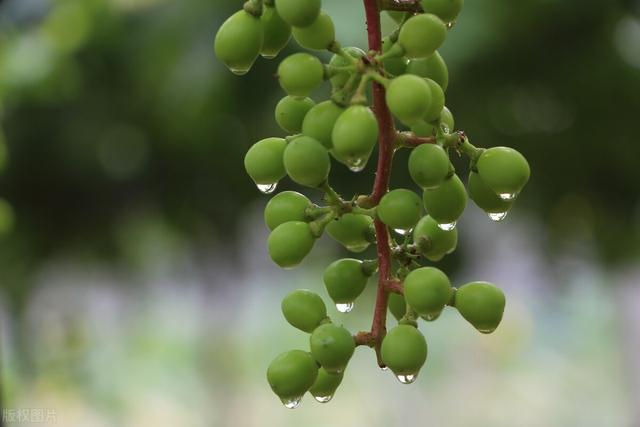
xmin=1 ymin=0 xmax=639 ymax=425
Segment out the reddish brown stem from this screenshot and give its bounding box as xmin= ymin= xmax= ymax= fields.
xmin=385 ymin=279 xmax=404 ymax=294
xmin=397 ymin=131 xmax=437 ymax=147
xmin=364 ymin=0 xmax=396 ymax=367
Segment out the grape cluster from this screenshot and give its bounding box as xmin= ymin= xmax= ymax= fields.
xmin=215 ymin=0 xmax=530 ymax=408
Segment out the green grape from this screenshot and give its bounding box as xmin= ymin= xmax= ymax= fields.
xmin=281 ymin=289 xmax=328 ymax=333
xmin=309 ymin=368 xmax=343 ymax=402
xmin=377 ymin=189 xmax=422 ymax=233
xmin=214 ymin=10 xmax=264 ymax=75
xmin=422 ymin=174 xmax=467 ymax=226
xmin=244 ymin=137 xmax=287 ymax=186
xmin=440 ymin=105 xmax=455 ymax=131
xmin=301 ymin=100 xmax=345 ymax=149
xmin=275 ymin=0 xmax=321 ymax=28
xmin=264 ymin=191 xmax=312 ymax=231
xmin=278 ymin=53 xmax=325 ymax=97
xmin=413 ymin=215 xmax=458 ymax=261
xmin=268 ymin=221 xmax=316 ymax=268
xmin=408 ymin=143 xmax=450 ymax=189
xmin=398 ymin=14 xmax=447 ymax=59
xmin=310 ymin=323 xmax=355 ymax=373
xmin=454 ymin=282 xmax=505 ymax=334
xmin=386 ymin=10 xmax=407 ymax=24
xmin=283 ymin=136 xmax=331 ymax=187
xmin=467 ymin=172 xmax=513 ymax=219
xmin=423 ymin=78 xmax=445 ymax=122
xmin=386 ymin=75 xmax=432 ymax=125
xmin=411 ymin=120 xmax=436 ymax=137
xmin=421 ymin=0 xmax=464 ymax=23
xmin=261 ymin=5 xmax=292 ymax=59
xmin=329 ymin=47 xmax=365 ymax=89
xmin=267 ymin=350 xmax=319 ymax=405
xmin=275 ymin=96 xmax=315 ymax=133
xmin=0 ymin=199 xmax=15 ymax=236
xmin=406 ymin=51 xmax=449 ymax=91
xmin=382 ymin=37 xmax=408 ymax=77
xmin=332 ymin=105 xmax=379 ymax=169
xmin=323 ymin=259 xmax=370 ymax=306
xmin=325 ymin=213 xmax=373 ymax=252
xmin=404 ymin=267 xmax=452 ymax=319
xmin=476 ymin=147 xmax=530 ymax=199
xmin=388 ymin=293 xmax=407 ymax=321
xmin=292 ymin=10 xmax=335 ymax=50
xmin=381 ymin=325 xmax=427 ymax=380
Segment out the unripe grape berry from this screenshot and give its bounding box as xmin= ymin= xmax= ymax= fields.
xmin=423 ymin=78 xmax=445 ymax=122
xmin=422 ymin=174 xmax=467 ymax=225
xmin=302 ymin=100 xmax=344 ymax=149
xmin=387 ymin=10 xmax=407 ymax=24
xmin=323 ymin=259 xmax=370 ymax=305
xmin=398 ymin=14 xmax=447 ymax=59
xmin=408 ymin=143 xmax=450 ymax=189
xmin=281 ymin=289 xmax=328 ymax=333
xmin=267 ymin=350 xmax=319 ymax=401
xmin=283 ymin=136 xmax=331 ymax=187
xmin=440 ymin=106 xmax=455 ymax=131
xmin=244 ymin=137 xmax=287 ymax=185
xmin=268 ymin=221 xmax=316 ymax=268
xmin=278 ymin=53 xmax=324 ymax=97
xmin=411 ymin=120 xmax=436 ymax=137
xmin=275 ymin=0 xmax=321 ymax=27
xmin=404 ymin=267 xmax=452 ymax=318
xmin=406 ymin=51 xmax=449 ymax=91
xmin=382 ymin=38 xmax=408 ymax=77
xmin=329 ymin=47 xmax=365 ymax=89
xmin=332 ymin=106 xmax=379 ymax=166
xmin=326 ymin=213 xmax=373 ymax=252
xmin=455 ymin=282 xmax=505 ymax=334
xmin=476 ymin=147 xmax=530 ymax=197
xmin=381 ymin=325 xmax=427 ymax=376
xmin=264 ymin=191 xmax=312 ymax=231
xmin=214 ymin=10 xmax=264 ymax=75
xmin=310 ymin=323 xmax=355 ymax=374
xmin=467 ymin=172 xmax=513 ymax=214
xmin=386 ymin=75 xmax=432 ymax=125
xmin=388 ymin=293 xmax=407 ymax=321
xmin=261 ymin=5 xmax=292 ymax=59
xmin=275 ymin=96 xmax=315 ymax=133
xmin=309 ymin=368 xmax=343 ymax=401
xmin=377 ymin=189 xmax=422 ymax=232
xmin=292 ymin=10 xmax=335 ymax=50
xmin=421 ymin=0 xmax=464 ymax=23
xmin=413 ymin=215 xmax=458 ymax=260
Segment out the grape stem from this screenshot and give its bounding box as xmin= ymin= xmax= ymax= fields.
xmin=396 ymin=131 xmax=437 ymax=148
xmin=378 ymin=0 xmax=423 ymax=12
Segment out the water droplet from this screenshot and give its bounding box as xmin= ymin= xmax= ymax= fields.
xmin=498 ymin=192 xmax=517 ymax=201
xmin=446 ymin=21 xmax=456 ymax=29
xmin=281 ymin=396 xmax=302 ymax=409
xmin=437 ymin=221 xmax=456 ymax=231
xmin=380 ymin=366 xmax=389 ymax=371
xmin=346 ymin=243 xmax=370 ymax=253
xmin=488 ymin=211 xmax=508 ymax=222
xmin=257 ymin=182 xmax=277 ymax=194
xmin=261 ymin=53 xmax=277 ymax=60
xmin=393 ymin=228 xmax=411 ymax=235
xmin=441 ymin=125 xmax=450 ymax=133
xmin=314 ymin=395 xmax=333 ymax=403
xmin=395 ymin=373 xmax=417 ymax=384
xmin=230 ymin=67 xmax=250 ymax=76
xmin=347 ymin=158 xmax=366 ymax=172
xmin=336 ymin=302 xmax=354 ymax=313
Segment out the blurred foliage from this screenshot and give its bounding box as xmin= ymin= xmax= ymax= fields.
xmin=0 ymin=0 xmax=638 ymax=306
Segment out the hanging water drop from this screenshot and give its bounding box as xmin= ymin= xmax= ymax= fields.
xmin=261 ymin=53 xmax=277 ymax=60
xmin=230 ymin=67 xmax=250 ymax=76
xmin=336 ymin=302 xmax=354 ymax=313
xmin=281 ymin=396 xmax=302 ymax=409
xmin=437 ymin=221 xmax=456 ymax=231
xmin=347 ymin=158 xmax=366 ymax=173
xmin=393 ymin=228 xmax=410 ymax=235
xmin=380 ymin=366 xmax=389 ymax=372
xmin=314 ymin=395 xmax=333 ymax=403
xmin=446 ymin=20 xmax=456 ymax=29
xmin=488 ymin=211 xmax=508 ymax=222
xmin=257 ymin=182 xmax=278 ymax=194
xmin=346 ymin=243 xmax=370 ymax=253
xmin=498 ymin=192 xmax=516 ymax=201
xmin=395 ymin=373 xmax=417 ymax=384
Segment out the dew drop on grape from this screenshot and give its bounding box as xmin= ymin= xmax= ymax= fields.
xmin=281 ymin=396 xmax=303 ymax=409
xmin=395 ymin=373 xmax=417 ymax=384
xmin=314 ymin=395 xmax=333 ymax=403
xmin=498 ymin=192 xmax=517 ymax=201
xmin=488 ymin=212 xmax=508 ymax=222
xmin=437 ymin=221 xmax=456 ymax=231
xmin=393 ymin=228 xmax=411 ymax=235
xmin=336 ymin=302 xmax=354 ymax=313
xmin=347 ymin=158 xmax=366 ymax=173
xmin=380 ymin=366 xmax=389 ymax=372
xmin=446 ymin=21 xmax=456 ymax=29
xmin=261 ymin=53 xmax=277 ymax=60
xmin=257 ymin=182 xmax=278 ymax=194
xmin=230 ymin=68 xmax=250 ymax=76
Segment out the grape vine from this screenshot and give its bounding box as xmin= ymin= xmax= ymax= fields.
xmin=214 ymin=0 xmax=531 ymax=408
